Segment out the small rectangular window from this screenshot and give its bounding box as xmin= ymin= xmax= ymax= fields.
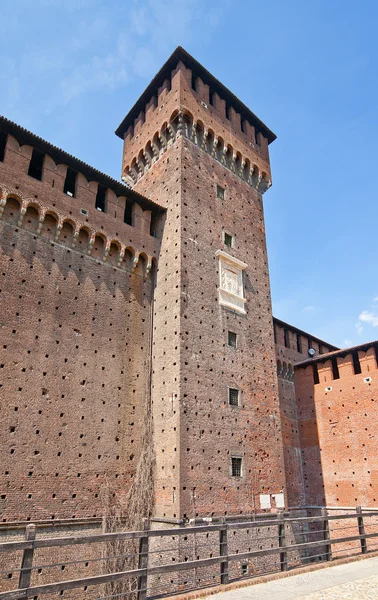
xmin=228 ymin=331 xmax=237 ymax=348
xmin=241 ymin=564 xmax=249 ymax=576
xmin=216 ymin=184 xmax=225 ymax=200
xmin=224 ymin=232 xmax=233 ymax=247
xmin=95 ymin=185 xmax=107 ymax=212
xmin=0 ymin=131 xmax=7 ymax=162
xmin=64 ymin=167 xmax=77 ymax=197
xmin=296 ymin=334 xmax=302 ymax=353
xmin=28 ymin=148 xmax=45 ymax=181
xmin=313 ymin=363 xmax=320 ymax=385
xmin=284 ymin=329 xmax=290 ymax=348
xmin=231 ymin=456 xmax=242 ymax=477
xmin=228 ymin=387 xmax=240 ymax=406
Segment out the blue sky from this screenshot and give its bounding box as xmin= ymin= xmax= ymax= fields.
xmin=1 ymin=0 xmax=378 ymax=349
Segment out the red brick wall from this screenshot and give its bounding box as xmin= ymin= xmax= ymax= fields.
xmin=132 ymin=66 xmax=286 ymax=518
xmin=295 ymin=347 xmax=378 ymax=507
xmin=0 ymin=135 xmax=160 ymax=521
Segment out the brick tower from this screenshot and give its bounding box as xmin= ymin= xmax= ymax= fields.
xmin=116 ymin=47 xmax=286 ymax=519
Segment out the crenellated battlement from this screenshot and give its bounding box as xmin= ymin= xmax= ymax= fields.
xmin=118 ymin=47 xmax=274 ymax=193
xmin=0 ymin=120 xmax=165 ymax=269
xmin=295 ymin=342 xmax=378 ymax=386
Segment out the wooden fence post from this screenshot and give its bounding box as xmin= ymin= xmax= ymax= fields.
xmin=356 ymin=506 xmax=367 ymax=554
xmin=219 ymin=518 xmax=229 ymax=585
xmin=137 ymin=519 xmax=149 ymax=600
xmin=278 ymin=510 xmax=287 ymax=571
xmin=18 ymin=523 xmax=36 ymax=590
xmin=321 ymin=508 xmax=331 ymax=561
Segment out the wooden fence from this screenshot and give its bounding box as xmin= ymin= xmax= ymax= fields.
xmin=0 ymin=508 xmax=378 ymax=599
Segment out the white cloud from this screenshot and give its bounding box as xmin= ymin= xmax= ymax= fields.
xmin=344 ymin=339 xmax=352 ymax=347
xmin=358 ymin=310 xmax=378 ymax=327
xmin=302 ymin=305 xmax=315 ymax=312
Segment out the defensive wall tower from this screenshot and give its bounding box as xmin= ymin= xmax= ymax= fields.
xmin=116 ymin=47 xmax=287 ymax=519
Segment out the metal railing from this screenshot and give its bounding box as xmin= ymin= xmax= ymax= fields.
xmin=0 ymin=507 xmax=377 ymax=599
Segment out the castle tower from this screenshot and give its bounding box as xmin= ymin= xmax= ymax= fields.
xmin=116 ymin=47 xmax=287 ymax=519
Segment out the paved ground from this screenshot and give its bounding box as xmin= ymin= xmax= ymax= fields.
xmin=204 ymin=556 xmax=378 ymax=599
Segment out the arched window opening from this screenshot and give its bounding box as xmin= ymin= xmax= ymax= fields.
xmin=60 ymin=221 xmax=75 ymax=246
xmin=153 ymin=133 xmax=162 ymax=153
xmin=242 ymin=160 xmax=250 ymax=182
xmin=277 ymin=360 xmax=282 ymax=378
xmin=23 ymin=206 xmax=39 ymax=234
xmin=0 ymin=131 xmax=7 ymax=162
xmin=124 ymin=202 xmax=133 ymax=226
xmin=3 ymin=197 xmax=21 ymax=225
xmin=206 ymin=130 xmax=214 ymax=154
xmin=64 ymin=167 xmax=77 ymax=197
xmin=95 ymin=185 xmax=107 ymax=212
xmin=183 ymin=114 xmax=192 ymax=139
xmin=216 ymin=138 xmax=224 ymax=162
xmin=136 ymin=253 xmax=147 ymax=277
xmin=108 ymin=242 xmax=121 ymax=267
xmin=28 ymin=148 xmax=45 ymax=181
xmin=92 ymin=235 xmax=105 ymax=260
xmin=122 ymin=248 xmax=134 ymax=271
xmin=77 ymin=228 xmax=89 ymax=251
xmin=41 ymin=213 xmax=58 ymax=240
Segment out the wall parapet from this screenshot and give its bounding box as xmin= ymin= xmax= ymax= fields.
xmin=123 ymin=110 xmax=272 ymax=193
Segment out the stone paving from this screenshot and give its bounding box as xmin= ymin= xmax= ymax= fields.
xmin=204 ymin=556 xmax=378 ymax=599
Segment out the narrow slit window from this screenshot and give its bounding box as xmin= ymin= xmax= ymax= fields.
xmin=124 ymin=202 xmax=133 ymax=226
xmin=0 ymin=131 xmax=7 ymax=162
xmin=28 ymin=148 xmax=45 ymax=181
xmin=331 ymin=357 xmax=340 ymax=380
xmin=255 ymin=130 xmax=261 ymax=145
xmin=228 ymin=387 xmax=240 ymax=406
xmin=216 ymin=185 xmax=225 ymax=200
xmin=64 ymin=168 xmax=77 ymax=197
xmin=95 ymin=185 xmax=107 ymax=212
xmin=150 ymin=212 xmax=158 ymax=237
xmin=225 ymin=103 xmax=231 ymax=120
xmin=231 ymin=457 xmax=242 ymax=477
xmin=313 ymin=363 xmax=320 ymax=385
xmin=284 ymin=329 xmax=290 ymax=348
xmin=352 ymin=352 xmax=362 ymax=375
xmin=319 ymin=344 xmax=323 ymax=355
xmin=191 ymin=72 xmax=197 ymax=92
xmin=209 ymin=89 xmax=214 ymax=106
xmin=228 ymin=331 xmax=237 ymax=348
xmin=297 ymin=334 xmax=302 ymax=353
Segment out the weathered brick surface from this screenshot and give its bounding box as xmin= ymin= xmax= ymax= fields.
xmin=132 ymin=66 xmax=286 ymax=519
xmin=295 ymin=348 xmax=378 ymax=508
xmin=0 ymin=135 xmax=160 ymax=522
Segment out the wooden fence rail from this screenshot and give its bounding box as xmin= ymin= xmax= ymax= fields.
xmin=0 ymin=507 xmax=377 ymax=599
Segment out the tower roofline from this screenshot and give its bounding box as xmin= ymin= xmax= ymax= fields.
xmin=115 ymin=46 xmax=277 ymax=144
